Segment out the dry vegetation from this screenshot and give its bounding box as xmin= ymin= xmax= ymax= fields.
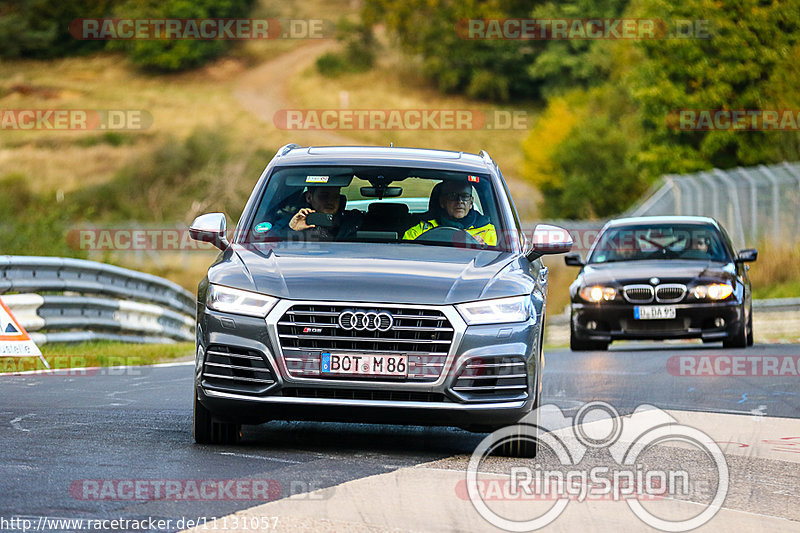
xmin=748 ymin=242 xmax=800 ymax=299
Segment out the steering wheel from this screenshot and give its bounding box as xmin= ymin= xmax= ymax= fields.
xmin=414 ymin=226 xmax=480 ymax=245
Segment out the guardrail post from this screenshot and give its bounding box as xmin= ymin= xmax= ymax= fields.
xmin=758 ymin=165 xmax=782 ymax=243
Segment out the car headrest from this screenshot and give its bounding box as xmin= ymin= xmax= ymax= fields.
xmin=428 ymin=182 xmax=444 ymax=212
xmin=367 ymin=202 xmax=409 ymax=218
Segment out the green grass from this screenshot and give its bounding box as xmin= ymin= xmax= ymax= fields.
xmin=752 ymin=279 xmax=800 ymax=300
xmin=0 ymin=341 xmax=194 ymax=373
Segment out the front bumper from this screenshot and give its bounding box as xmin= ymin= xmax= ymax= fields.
xmin=571 ymin=300 xmax=744 ymax=342
xmin=195 ymin=299 xmax=542 ymax=430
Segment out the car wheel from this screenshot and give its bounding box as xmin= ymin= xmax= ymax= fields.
xmin=193 ymin=394 xmax=241 ymax=445
xmin=570 ymin=319 xmax=609 ymax=351
xmin=485 ymin=392 xmax=541 ymax=458
xmin=746 ymin=309 xmax=754 ymax=346
xmin=722 ymin=307 xmax=748 ymax=349
xmin=492 ymin=427 xmax=539 ymax=458
xmin=493 ymin=407 xmax=540 ymax=459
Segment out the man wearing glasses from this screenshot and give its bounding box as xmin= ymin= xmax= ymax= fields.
xmin=403 ymin=180 xmax=497 ymax=245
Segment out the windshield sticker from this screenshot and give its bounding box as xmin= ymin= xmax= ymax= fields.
xmin=306 ymin=175 xmax=329 ymax=183
xmin=468 ymin=175 xmax=480 ymax=182
xmin=254 ymin=222 xmax=273 ymax=233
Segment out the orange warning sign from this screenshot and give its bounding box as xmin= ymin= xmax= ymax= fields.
xmin=0 ymin=297 xmax=44 ymax=362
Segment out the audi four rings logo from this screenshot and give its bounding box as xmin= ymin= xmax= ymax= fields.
xmin=337 ymin=310 xmax=394 ymax=331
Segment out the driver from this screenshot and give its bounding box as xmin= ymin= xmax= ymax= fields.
xmin=688 ymin=235 xmax=709 ymax=253
xmin=403 ymin=181 xmax=497 ymax=245
xmin=286 ymin=186 xmax=362 ymax=241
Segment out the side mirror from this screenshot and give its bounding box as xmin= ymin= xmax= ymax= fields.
xmin=735 ymin=248 xmax=758 ymax=263
xmin=526 ymin=224 xmax=573 ymax=261
xmin=564 ymin=252 xmax=584 ymax=267
xmin=189 ymin=213 xmax=229 ymax=251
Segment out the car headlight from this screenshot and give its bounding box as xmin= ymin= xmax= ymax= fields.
xmin=579 ymin=286 xmax=617 ymax=302
xmin=205 ymin=284 xmax=278 ymax=317
xmin=692 ymin=283 xmax=733 ymax=300
xmin=456 ymin=295 xmax=533 ymax=325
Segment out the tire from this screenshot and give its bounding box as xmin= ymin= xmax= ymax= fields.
xmin=193 ymin=394 xmax=241 ymax=445
xmin=746 ymin=309 xmax=754 ymax=346
xmin=722 ymin=307 xmax=748 ymax=349
xmin=570 ymin=319 xmax=609 ymax=351
xmin=490 ymin=393 xmax=542 ymax=458
xmin=490 ymin=423 xmax=539 ymax=458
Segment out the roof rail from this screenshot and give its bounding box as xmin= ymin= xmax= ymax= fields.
xmin=478 ymin=150 xmax=495 ymax=168
xmin=276 ymin=143 xmax=301 ymax=158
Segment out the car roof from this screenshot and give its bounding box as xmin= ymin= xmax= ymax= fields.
xmin=273 ymin=145 xmax=495 ymax=174
xmin=603 ymin=216 xmax=720 ymax=228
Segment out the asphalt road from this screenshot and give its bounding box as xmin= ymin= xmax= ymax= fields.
xmin=544 ymin=342 xmax=800 ymax=418
xmin=1 ymin=342 xmax=798 ymax=532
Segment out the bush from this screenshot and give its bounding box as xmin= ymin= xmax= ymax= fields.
xmin=109 ymin=0 xmax=255 ymax=72
xmin=316 ymin=52 xmax=349 ymax=77
xmin=316 ymin=19 xmax=376 ymax=77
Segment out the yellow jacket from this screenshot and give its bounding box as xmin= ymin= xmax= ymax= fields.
xmin=403 ymin=219 xmax=497 ymax=246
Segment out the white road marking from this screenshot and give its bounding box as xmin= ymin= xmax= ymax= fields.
xmin=218 ymin=452 xmax=302 ymax=464
xmin=0 ymin=360 xmax=194 ymax=377
xmin=10 ymin=414 xmax=33 ymax=432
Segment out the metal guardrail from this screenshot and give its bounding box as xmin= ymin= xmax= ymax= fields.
xmin=751 ymin=297 xmax=800 ymax=312
xmin=0 ymin=256 xmax=195 ymax=344
xmin=0 ymin=255 xmax=194 ymax=316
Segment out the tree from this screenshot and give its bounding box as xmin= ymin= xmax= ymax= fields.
xmin=626 ymin=0 xmax=800 ymax=178
xmin=0 ymin=0 xmax=120 ymax=58
xmin=363 ymin=0 xmax=542 ymax=101
xmin=527 ymin=0 xmax=629 ymax=98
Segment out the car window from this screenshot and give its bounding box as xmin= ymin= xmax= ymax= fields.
xmin=244 ymin=166 xmax=506 ymax=250
xmin=588 ymin=224 xmax=730 ymax=263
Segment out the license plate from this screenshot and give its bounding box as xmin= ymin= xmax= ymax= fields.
xmin=320 ymin=353 xmax=408 ymax=377
xmin=634 ymin=306 xmax=676 ymax=320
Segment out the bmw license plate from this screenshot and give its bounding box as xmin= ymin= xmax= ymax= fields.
xmin=320 ymin=352 xmax=408 ymax=377
xmin=634 ymin=306 xmax=676 ymax=320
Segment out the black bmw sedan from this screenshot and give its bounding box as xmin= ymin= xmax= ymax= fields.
xmin=565 ymin=216 xmax=757 ymax=351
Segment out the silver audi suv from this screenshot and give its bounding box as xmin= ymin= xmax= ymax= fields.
xmin=189 ymin=144 xmax=572 ymax=455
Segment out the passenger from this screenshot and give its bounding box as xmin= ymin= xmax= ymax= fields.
xmin=403 ymin=181 xmax=497 ymax=245
xmin=683 ymin=234 xmax=710 ymax=258
xmin=688 ymin=235 xmax=709 ymax=253
xmin=286 ymin=186 xmax=362 ymax=241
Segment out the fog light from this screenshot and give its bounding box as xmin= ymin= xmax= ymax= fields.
xmin=714 ymin=317 xmax=725 ymax=328
xmin=587 ymin=320 xmax=598 ymax=330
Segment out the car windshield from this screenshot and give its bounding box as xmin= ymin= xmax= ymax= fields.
xmin=588 ymin=223 xmax=730 ymax=263
xmin=243 ymin=165 xmax=510 ymax=250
